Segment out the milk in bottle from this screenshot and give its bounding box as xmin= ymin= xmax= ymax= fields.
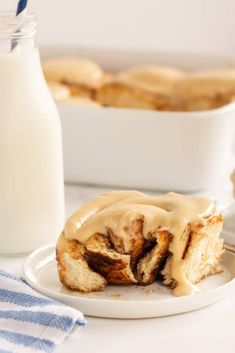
xmin=0 ymin=13 xmax=65 ymax=253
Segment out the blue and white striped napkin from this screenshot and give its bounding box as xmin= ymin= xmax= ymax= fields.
xmin=0 ymin=269 xmax=86 ymax=353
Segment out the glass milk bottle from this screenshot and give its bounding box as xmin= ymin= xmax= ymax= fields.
xmin=0 ymin=12 xmax=65 ymax=254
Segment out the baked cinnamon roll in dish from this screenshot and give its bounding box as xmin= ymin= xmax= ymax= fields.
xmin=177 ymin=69 xmax=235 ymax=111
xmin=43 ymin=57 xmax=111 ymax=99
xmin=96 ymin=66 xmax=186 ymax=111
xmin=56 ymin=191 xmax=224 ymax=296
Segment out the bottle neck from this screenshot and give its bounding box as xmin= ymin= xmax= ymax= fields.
xmin=0 ymin=12 xmax=37 ymax=54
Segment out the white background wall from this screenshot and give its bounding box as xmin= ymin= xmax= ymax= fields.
xmin=3 ymin=0 xmax=235 ymax=55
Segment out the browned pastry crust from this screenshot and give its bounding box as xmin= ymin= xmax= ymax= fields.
xmin=95 ymin=66 xmax=186 ymax=110
xmin=85 ymin=234 xmax=137 ymax=284
xmin=56 ymin=233 xmax=107 ymax=292
xmin=63 ymin=75 xmax=114 ymax=98
xmin=56 ymin=218 xmax=171 ymax=292
xmin=44 ymin=59 xmax=235 ymax=111
xmin=43 ymin=57 xmax=113 ymax=101
xmin=178 ymin=92 xmax=234 ymax=111
xmin=95 ymin=81 xmax=181 ymax=111
xmin=64 ymin=82 xmax=95 ymax=98
xmin=177 ymin=69 xmax=235 ymax=111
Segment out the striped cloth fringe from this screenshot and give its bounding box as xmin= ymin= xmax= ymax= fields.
xmin=0 ymin=269 xmax=86 ymax=352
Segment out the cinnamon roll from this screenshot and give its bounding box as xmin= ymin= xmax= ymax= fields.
xmin=43 ymin=57 xmax=109 ymax=99
xmin=95 ymin=66 xmax=186 ymax=111
xmin=56 ymin=190 xmax=224 ymax=296
xmin=177 ymin=69 xmax=235 ymax=110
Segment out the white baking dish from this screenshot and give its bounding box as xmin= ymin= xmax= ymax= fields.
xmin=41 ymin=47 xmax=235 ymax=192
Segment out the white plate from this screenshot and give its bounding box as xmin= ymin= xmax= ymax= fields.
xmin=23 ymin=244 xmax=235 ymax=319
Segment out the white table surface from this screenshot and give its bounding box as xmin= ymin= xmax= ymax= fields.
xmin=1 ymin=183 xmax=235 ymax=353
